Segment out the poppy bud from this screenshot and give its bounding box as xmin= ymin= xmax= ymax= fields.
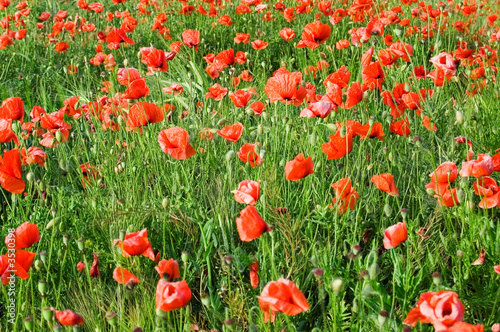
xmin=404 ymin=83 xmax=411 ymax=93
xmin=224 ymin=318 xmax=235 ymax=330
xmin=400 ymin=208 xmax=408 ymax=220
xmin=378 ymin=310 xmax=388 ymax=326
xmin=77 ymin=238 xmax=85 ymax=252
xmin=325 ymin=123 xmax=337 ymax=131
xmin=155 ymin=308 xmax=168 ymax=321
xmin=352 ymin=299 xmax=359 ymax=313
xmin=42 ymin=307 xmax=54 ymax=323
xmin=261 ymin=112 xmax=269 ymax=121
xmin=361 ymin=283 xmax=375 ymax=297
xmin=457 ymin=250 xmax=464 ymax=259
xmin=181 ymin=251 xmax=189 ymax=264
xmin=106 ymin=312 xmax=117 ymax=326
xmin=40 ymin=251 xmax=47 ymax=263
xmin=55 ymin=130 xmax=63 ymax=143
xmin=63 ymin=234 xmax=70 ymax=247
xmin=162 ymin=198 xmax=168 ymax=209
xmin=432 ymin=272 xmax=442 ymax=286
xmin=257 ymin=124 xmax=264 ymax=135
xmin=225 ymin=150 xmax=235 ymax=162
xmin=10 ymin=120 xmax=20 ymax=134
xmin=386 ymin=114 xmax=393 ymax=125
xmin=23 ymin=317 xmax=34 ymax=331
xmin=331 ymin=278 xmax=343 ymax=293
xmin=362 ymin=90 xmax=370 ymax=102
xmin=340 ymin=125 xmax=346 ymax=138
xmin=308 ymin=133 xmax=316 ymax=146
xmin=381 ymin=111 xmax=388 ymax=119
xmin=426 ymin=188 xmax=436 ymax=196
xmin=26 ymin=172 xmax=36 ymax=183
xmin=35 ymin=259 xmax=45 ymax=271
xmin=454 ymin=111 xmax=464 ymax=125
xmin=201 ymin=293 xmax=210 ymax=307
xmin=245 ymin=109 xmax=254 ymax=117
xmin=466 ymin=200 xmax=474 ymax=211
xmin=38 ymin=280 xmax=48 ymax=297
xmin=383 ymin=204 xmax=392 ymax=217
xmin=456 ymin=188 xmax=465 ymax=203
xmin=368 ymin=262 xmax=378 ymax=280
xmin=313 ymin=268 xmax=324 ymax=279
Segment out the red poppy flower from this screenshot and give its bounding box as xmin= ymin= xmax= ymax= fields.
xmin=473 ymin=177 xmax=500 ymax=208
xmin=182 ymin=29 xmax=200 ymax=51
xmin=285 ymin=153 xmax=314 ymax=181
xmin=113 ymin=267 xmax=140 ymax=284
xmin=0 ymin=97 xmax=25 ymax=122
xmin=403 ymin=291 xmax=464 ymax=331
xmin=383 ymin=222 xmax=408 ymax=249
xmin=279 ymin=27 xmax=296 ymax=41
xmin=105 ymin=28 xmax=134 ymax=45
xmin=258 ymin=278 xmax=309 ymax=323
xmin=234 ymin=33 xmax=250 ymax=44
xmin=362 ymin=61 xmax=385 ymax=90
xmin=390 ymin=117 xmax=411 ymax=136
xmin=250 ymin=260 xmax=259 ymax=289
xmin=297 ymin=20 xmax=331 ymax=49
xmin=237 ymin=143 xmax=263 ymax=167
xmin=5 ymin=222 xmax=40 ymax=250
xmin=357 ymin=122 xmax=385 ymax=141
xmin=77 ymin=261 xmax=85 ymax=273
xmin=54 ymin=310 xmax=85 ymax=326
xmin=250 ymin=101 xmax=265 ymax=115
xmin=330 ymin=178 xmax=358 ymax=215
xmin=236 ymin=205 xmax=270 ymax=242
xmin=495 ymin=265 xmax=500 ymax=275
xmin=117 ymin=68 xmax=141 ymax=86
xmin=492 ymin=150 xmax=500 ymax=172
xmin=229 ymin=90 xmax=253 ymax=108
xmin=0 ymin=148 xmax=25 ymax=194
xmin=122 ymin=78 xmax=150 ymax=100
xmin=0 ymin=250 xmax=36 ymax=285
xmin=80 ymin=163 xmax=100 ymax=188
xmin=264 ymin=71 xmax=306 ymax=106
xmin=371 ymin=173 xmax=399 ymax=196
xmin=140 ymin=47 xmax=168 ymax=74
xmin=114 ymin=228 xmax=155 ymax=260
xmin=459 ymin=154 xmax=494 ymax=178
xmin=155 ymin=259 xmax=180 ymax=281
xmin=126 ymin=102 xmax=163 ymax=128
xmin=55 ymin=42 xmax=70 ymax=53
xmin=428 ymin=162 xmax=458 ymax=184
xmin=217 ymin=122 xmax=243 ymax=142
xmin=156 ymin=279 xmax=192 ymax=312
xmin=336 ymin=39 xmax=350 ymax=49
xmin=89 ymin=253 xmax=99 ymax=278
xmin=205 ymin=83 xmax=228 ymax=101
xmin=300 ymin=101 xmax=333 ymax=118
xmin=322 ymin=132 xmax=353 ymax=160
xmin=446 ymin=322 xmax=484 ymax=332
xmin=231 ymin=180 xmax=260 ymax=205
xmin=430 ymin=52 xmax=456 ymax=76
xmin=251 ymin=39 xmax=268 ymax=50
xmin=0 ymin=119 xmax=19 ymax=145
xmin=158 ymin=127 xmax=196 ymax=160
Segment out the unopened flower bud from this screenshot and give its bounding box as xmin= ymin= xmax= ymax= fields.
xmin=331 ymin=278 xmax=343 ymax=293
xmin=24 ymin=317 xmax=34 ymax=331
xmin=181 ymin=251 xmax=189 ymax=264
xmin=26 ymin=172 xmax=36 ymax=183
xmin=38 ymin=280 xmax=48 ymax=296
xmin=383 ymin=204 xmax=393 ymax=217
xmin=77 ymin=238 xmax=85 ymax=251
xmin=455 ymin=111 xmax=464 ymax=125
xmin=457 ymin=250 xmax=464 ymax=259
xmin=432 ymin=272 xmax=442 ymax=286
xmin=106 ymin=312 xmax=117 ymax=326
xmin=225 ymin=150 xmax=235 ymax=162
xmin=162 ymin=198 xmax=168 ymax=209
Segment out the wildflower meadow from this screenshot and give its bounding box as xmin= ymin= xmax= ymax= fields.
xmin=1 ymin=0 xmax=500 ymax=330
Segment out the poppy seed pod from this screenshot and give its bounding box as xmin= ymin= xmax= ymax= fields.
xmin=42 ymin=307 xmax=54 ymax=322
xmin=106 ymin=312 xmax=117 ymax=326
xmin=38 ymin=280 xmax=48 ymax=297
xmin=454 ymin=111 xmax=464 ymax=125
xmin=378 ymin=310 xmax=388 ymax=326
xmin=34 ymin=259 xmax=45 ymax=271
xmin=23 ymin=317 xmax=34 ymax=331
xmin=383 ymin=204 xmax=392 ymax=217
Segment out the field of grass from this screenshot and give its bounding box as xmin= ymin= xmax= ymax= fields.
xmin=1 ymin=0 xmax=500 ymax=330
